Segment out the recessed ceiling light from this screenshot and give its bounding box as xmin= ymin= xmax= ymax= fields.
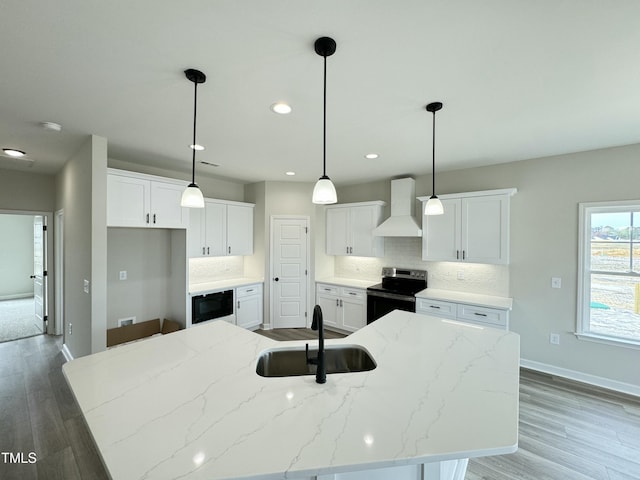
xmin=190 ymin=144 xmax=205 ymax=151
xmin=285 ymin=171 xmax=296 ymax=176
xmin=270 ymin=103 xmax=292 ymax=114
xmin=365 ymin=153 xmax=379 ymax=159
xmin=3 ymin=148 xmax=25 ymax=157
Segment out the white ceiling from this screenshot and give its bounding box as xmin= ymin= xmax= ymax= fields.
xmin=1 ymin=0 xmax=639 ymax=186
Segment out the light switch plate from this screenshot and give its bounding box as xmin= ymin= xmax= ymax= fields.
xmin=119 ymin=270 xmax=127 ymax=280
xmin=83 ymin=279 xmax=90 ymax=293
xmin=551 ymin=277 xmax=562 ymax=289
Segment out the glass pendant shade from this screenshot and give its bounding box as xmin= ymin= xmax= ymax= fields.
xmin=424 ymin=195 xmax=444 ymax=215
xmin=312 ymin=176 xmax=337 ymax=204
xmin=181 ymin=183 xmax=205 ymax=208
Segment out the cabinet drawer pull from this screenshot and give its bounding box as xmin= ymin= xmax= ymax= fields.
xmin=474 ymin=312 xmax=487 ymax=317
xmin=349 ymin=292 xmax=356 ymax=296
xmin=324 ymin=288 xmax=331 ymax=292
xmin=430 ymin=305 xmax=441 ymax=309
xmin=246 ymin=289 xmax=254 ymax=293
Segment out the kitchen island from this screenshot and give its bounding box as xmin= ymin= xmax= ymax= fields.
xmin=63 ymin=310 xmax=520 ymax=480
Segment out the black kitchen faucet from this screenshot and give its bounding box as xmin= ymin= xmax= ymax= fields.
xmin=305 ymin=304 xmax=326 ymax=384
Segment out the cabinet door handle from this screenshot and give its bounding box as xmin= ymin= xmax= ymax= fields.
xmin=146 ymin=213 xmax=150 ymax=224
xmin=336 ymin=299 xmax=339 ymax=306
xmin=153 ymin=213 xmax=156 ymax=224
xmin=346 ymin=246 xmax=349 ymax=254
xmin=462 ymin=250 xmax=466 ymax=260
xmin=349 ymin=247 xmax=353 ymax=254
xmin=202 ymin=247 xmax=205 ymax=255
xmin=340 ymin=299 xmax=343 ymax=307
xmin=207 ymin=247 xmax=210 ymax=255
xmin=237 ymin=301 xmax=240 ymax=309
xmin=273 ymin=277 xmax=279 ymax=282
xmin=228 ymin=246 xmax=231 ymax=254
xmin=474 ymin=312 xmax=487 ymax=317
xmin=456 ymin=250 xmax=459 ymax=259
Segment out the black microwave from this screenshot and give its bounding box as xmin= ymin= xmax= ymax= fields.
xmin=192 ymin=289 xmax=234 ymax=325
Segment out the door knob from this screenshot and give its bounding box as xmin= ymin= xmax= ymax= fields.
xmin=273 ymin=277 xmax=279 ymax=282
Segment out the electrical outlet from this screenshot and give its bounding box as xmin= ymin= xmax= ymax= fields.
xmin=83 ymin=279 xmax=90 ymax=294
xmin=550 ymin=333 xmax=560 ymax=345
xmin=457 ymin=271 xmax=465 ymax=280
xmin=68 ymin=323 xmax=73 ymax=335
xmin=119 ymin=270 xmax=127 ymax=280
xmin=551 ymin=277 xmax=562 ymax=289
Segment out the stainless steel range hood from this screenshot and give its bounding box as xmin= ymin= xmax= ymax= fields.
xmin=372 ymin=178 xmax=422 ymax=237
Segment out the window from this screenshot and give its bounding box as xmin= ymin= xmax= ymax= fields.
xmin=577 ymin=201 xmax=640 ymax=347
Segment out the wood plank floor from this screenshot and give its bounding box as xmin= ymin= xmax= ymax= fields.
xmin=1 ymin=332 xmax=639 ymax=479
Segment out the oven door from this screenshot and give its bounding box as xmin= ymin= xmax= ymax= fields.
xmin=192 ymin=289 xmax=234 ymax=325
xmin=366 ymin=290 xmax=416 ymax=324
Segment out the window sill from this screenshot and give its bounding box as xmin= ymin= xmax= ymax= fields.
xmin=575 ymin=332 xmax=640 ymax=350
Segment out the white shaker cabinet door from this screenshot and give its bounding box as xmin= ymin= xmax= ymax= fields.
xmin=150 ymin=181 xmax=189 ymax=229
xmin=107 ymin=174 xmax=150 ymax=227
xmin=422 ymin=198 xmax=461 ymax=262
xmin=326 ymin=207 xmax=350 ymax=256
xmin=227 ymin=204 xmax=253 ymax=256
xmin=204 ymin=200 xmax=227 ymax=256
xmin=462 ymin=195 xmax=509 ymax=265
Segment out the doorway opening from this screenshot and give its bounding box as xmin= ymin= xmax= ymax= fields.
xmin=0 ymin=212 xmax=49 ymax=342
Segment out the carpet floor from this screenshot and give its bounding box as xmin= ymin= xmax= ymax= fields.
xmin=0 ymin=298 xmax=42 ymax=343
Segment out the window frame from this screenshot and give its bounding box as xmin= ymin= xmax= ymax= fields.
xmin=577 ymin=200 xmax=640 ymax=349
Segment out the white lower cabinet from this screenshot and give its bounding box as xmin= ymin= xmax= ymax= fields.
xmin=236 ymin=284 xmax=262 ymax=330
xmin=416 ymin=298 xmax=509 ymax=330
xmin=316 ymin=284 xmax=366 ymax=332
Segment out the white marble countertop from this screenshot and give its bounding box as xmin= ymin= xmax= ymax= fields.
xmin=189 ymin=276 xmax=264 ymax=295
xmin=315 ymin=276 xmax=378 ymax=289
xmin=416 ymin=288 xmax=513 ymax=310
xmin=62 ymin=311 xmax=520 ymax=480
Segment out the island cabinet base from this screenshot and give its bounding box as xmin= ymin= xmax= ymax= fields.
xmin=311 ymin=458 xmax=468 ymax=480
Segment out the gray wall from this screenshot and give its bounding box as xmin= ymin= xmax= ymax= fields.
xmin=107 ymin=228 xmax=172 ymax=329
xmin=0 ymin=168 xmax=56 ymax=212
xmin=56 ymin=135 xmax=108 ymax=358
xmin=337 ymin=143 xmax=640 ymax=389
xmin=0 ymin=214 xmax=34 ymax=298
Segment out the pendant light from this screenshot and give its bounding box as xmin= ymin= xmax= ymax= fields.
xmin=425 ymin=102 xmax=444 ymax=215
xmin=181 ymin=68 xmax=206 ymax=208
xmin=312 ymin=36 xmax=338 ymax=205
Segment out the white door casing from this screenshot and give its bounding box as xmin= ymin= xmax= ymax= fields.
xmin=270 ymin=216 xmax=309 ymax=329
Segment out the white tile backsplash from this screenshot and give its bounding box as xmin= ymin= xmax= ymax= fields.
xmin=189 ymin=256 xmax=244 ymax=285
xmin=335 ymin=237 xmax=510 ymax=297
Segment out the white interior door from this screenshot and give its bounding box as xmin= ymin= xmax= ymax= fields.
xmin=271 ymin=217 xmax=309 ymax=329
xmin=33 ymin=215 xmax=47 ymax=333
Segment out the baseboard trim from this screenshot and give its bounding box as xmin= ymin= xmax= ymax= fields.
xmin=0 ymin=293 xmax=34 ymax=301
xmin=520 ymin=358 xmax=640 ymax=397
xmin=61 ymin=343 xmax=74 ymax=362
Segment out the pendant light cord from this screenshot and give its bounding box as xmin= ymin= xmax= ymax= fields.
xmin=431 ymin=110 xmax=436 ymax=196
xmin=192 ymin=81 xmax=198 ymax=185
xmin=322 ymin=54 xmax=327 ymax=178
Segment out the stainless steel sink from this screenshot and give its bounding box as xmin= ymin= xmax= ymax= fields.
xmin=256 ymin=345 xmax=376 ymax=377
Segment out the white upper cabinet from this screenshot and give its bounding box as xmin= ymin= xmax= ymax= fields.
xmin=189 ymin=199 xmax=254 ymax=257
xmin=326 ymin=201 xmax=385 ymax=257
xmin=419 ymin=189 xmax=516 ymax=265
xmin=107 ymin=169 xmax=188 ymax=229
